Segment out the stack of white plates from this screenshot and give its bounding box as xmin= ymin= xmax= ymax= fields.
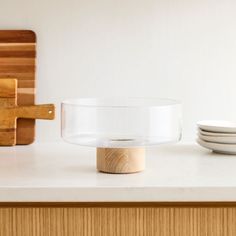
xmin=197 ymin=120 xmax=236 ymax=154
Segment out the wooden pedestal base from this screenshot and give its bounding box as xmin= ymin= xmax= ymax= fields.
xmin=96 ymin=148 xmax=145 ymax=174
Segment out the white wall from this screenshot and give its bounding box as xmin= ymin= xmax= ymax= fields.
xmin=1 ymin=0 xmax=236 ymax=142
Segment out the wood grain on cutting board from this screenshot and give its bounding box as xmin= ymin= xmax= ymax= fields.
xmin=0 ymin=30 xmax=36 ymax=144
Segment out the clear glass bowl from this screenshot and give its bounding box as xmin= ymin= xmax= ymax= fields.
xmin=61 ymin=97 xmax=182 ymax=148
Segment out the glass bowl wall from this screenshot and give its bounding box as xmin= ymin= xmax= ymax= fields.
xmin=61 ymin=97 xmax=182 ymax=148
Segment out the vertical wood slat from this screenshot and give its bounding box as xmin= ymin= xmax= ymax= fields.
xmin=0 ymin=206 xmax=236 ymax=236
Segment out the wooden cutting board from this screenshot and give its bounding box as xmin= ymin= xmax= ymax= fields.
xmin=0 ymin=78 xmax=54 ymax=146
xmin=0 ymin=30 xmax=36 ymax=144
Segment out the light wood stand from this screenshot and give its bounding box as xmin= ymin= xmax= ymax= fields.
xmin=97 ymin=147 xmax=145 ymax=173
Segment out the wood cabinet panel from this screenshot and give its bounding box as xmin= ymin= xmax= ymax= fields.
xmin=0 ymin=205 xmax=235 ymax=236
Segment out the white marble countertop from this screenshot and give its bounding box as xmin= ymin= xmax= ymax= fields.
xmin=0 ymin=141 xmax=236 ymax=202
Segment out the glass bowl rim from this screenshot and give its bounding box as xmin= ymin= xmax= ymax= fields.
xmin=61 ymin=97 xmax=181 ymax=108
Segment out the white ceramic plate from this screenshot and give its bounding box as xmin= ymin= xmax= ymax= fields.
xmin=197 ymin=120 xmax=236 ymax=133
xmin=198 ymin=133 xmax=236 ymax=144
xmin=198 ymin=128 xmax=236 ymax=137
xmin=197 ymin=139 xmax=236 ymax=154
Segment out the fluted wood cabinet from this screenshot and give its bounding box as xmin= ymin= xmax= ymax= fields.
xmin=0 ymin=203 xmax=236 ymax=236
